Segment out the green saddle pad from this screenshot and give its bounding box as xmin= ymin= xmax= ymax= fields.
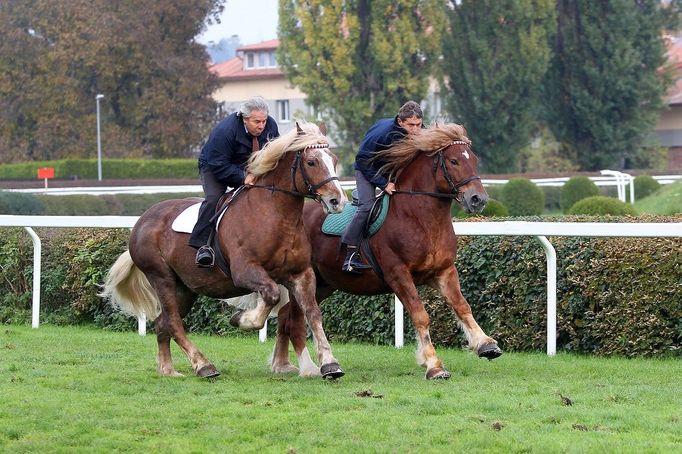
xmin=321 ymin=194 xmax=390 ymax=237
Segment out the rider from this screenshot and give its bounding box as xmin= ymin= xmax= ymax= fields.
xmin=189 ymin=96 xmax=279 ymax=267
xmin=340 ymin=100 xmax=424 ymax=273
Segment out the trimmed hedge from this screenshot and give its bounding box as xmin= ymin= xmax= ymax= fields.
xmin=1 ymin=215 xmax=679 ymax=357
xmin=568 ymin=196 xmax=637 ymax=216
xmin=632 ymin=175 xmax=661 ymax=201
xmin=0 ymin=158 xmax=197 ymax=180
xmin=560 ymin=176 xmax=599 ymax=212
xmin=500 ymin=178 xmax=545 ymax=216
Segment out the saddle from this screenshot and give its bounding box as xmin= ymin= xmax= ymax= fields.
xmin=321 ymin=190 xmax=389 ymax=237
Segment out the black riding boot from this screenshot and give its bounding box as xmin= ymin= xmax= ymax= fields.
xmin=195 ymin=245 xmax=215 ymax=268
xmin=342 ymin=246 xmax=371 ymax=273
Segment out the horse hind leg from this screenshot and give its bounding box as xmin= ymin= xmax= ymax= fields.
xmin=433 ymin=266 xmax=502 ymax=360
xmin=150 ymin=277 xmax=219 ymax=378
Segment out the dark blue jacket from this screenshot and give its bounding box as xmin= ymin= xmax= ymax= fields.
xmin=199 ymin=112 xmax=279 ymax=187
xmin=354 ymin=117 xmax=407 ymax=189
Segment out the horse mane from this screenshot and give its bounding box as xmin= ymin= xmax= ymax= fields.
xmin=247 ymin=121 xmax=328 ymax=177
xmin=374 ymin=123 xmax=471 ymax=178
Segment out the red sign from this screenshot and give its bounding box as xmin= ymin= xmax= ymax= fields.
xmin=37 ymin=167 xmax=55 ymax=179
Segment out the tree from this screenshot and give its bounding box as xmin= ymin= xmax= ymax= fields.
xmin=544 ymin=0 xmax=676 ymax=171
xmin=278 ymin=0 xmax=446 ymax=169
xmin=441 ymin=0 xmax=556 ymax=174
xmin=0 ymin=0 xmax=223 ymax=163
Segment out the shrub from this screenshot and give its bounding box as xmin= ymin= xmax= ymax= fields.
xmin=633 ymin=175 xmax=660 ymax=201
xmin=480 ymin=199 xmax=508 ymax=217
xmin=0 ymin=191 xmax=45 ymax=214
xmin=541 ymin=186 xmax=561 ymax=212
xmin=568 ymin=196 xmax=637 ymax=216
xmin=560 ymin=176 xmax=599 ymax=212
xmin=500 ymin=178 xmax=544 ymax=216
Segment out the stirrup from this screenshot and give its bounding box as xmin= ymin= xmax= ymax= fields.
xmin=196 ymin=246 xmax=215 ymax=268
xmin=342 ymin=251 xmax=371 ymax=273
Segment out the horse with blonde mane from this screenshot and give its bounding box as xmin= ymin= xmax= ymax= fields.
xmin=264 ymin=123 xmax=503 ymax=379
xmin=100 ymin=122 xmax=347 ymax=379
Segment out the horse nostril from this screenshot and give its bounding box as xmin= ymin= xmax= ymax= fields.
xmin=470 ymin=194 xmax=480 ymax=206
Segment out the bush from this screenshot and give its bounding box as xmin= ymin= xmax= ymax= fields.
xmin=480 ymin=199 xmax=508 ymax=217
xmin=541 ymin=186 xmax=561 ymax=212
xmin=560 ymin=176 xmax=599 ymax=212
xmin=633 ymin=175 xmax=661 ymax=201
xmin=0 ymin=191 xmax=45 ymax=214
xmin=500 ymin=178 xmax=544 ymax=216
xmin=568 ymin=196 xmax=637 ymax=216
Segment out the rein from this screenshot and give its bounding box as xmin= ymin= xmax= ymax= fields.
xmin=246 ymin=146 xmax=339 ymax=202
xmin=392 ymin=143 xmax=480 ymax=202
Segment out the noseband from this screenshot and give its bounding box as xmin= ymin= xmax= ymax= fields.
xmin=247 ymin=145 xmax=339 ymax=202
xmin=394 ymin=140 xmax=481 ymax=202
xmin=291 ymin=145 xmax=340 ymax=202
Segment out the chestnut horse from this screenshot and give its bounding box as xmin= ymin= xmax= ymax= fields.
xmin=269 ymin=123 xmax=502 ymax=379
xmin=100 ymin=123 xmax=347 ymax=379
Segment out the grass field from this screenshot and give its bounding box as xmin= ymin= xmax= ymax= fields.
xmin=1 ymin=325 xmax=680 ymax=453
xmin=635 ymin=180 xmax=682 ymax=215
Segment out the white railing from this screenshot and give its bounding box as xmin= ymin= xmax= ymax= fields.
xmin=1 ymin=215 xmax=680 ymax=356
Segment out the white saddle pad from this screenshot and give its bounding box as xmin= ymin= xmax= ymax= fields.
xmin=172 ymin=203 xmax=201 ymax=233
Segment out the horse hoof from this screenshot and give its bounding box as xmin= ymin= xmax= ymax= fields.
xmin=426 ymin=368 xmax=451 ymax=380
xmin=320 ymin=362 xmax=344 ymax=380
xmin=478 ymin=343 xmax=503 ymax=360
xmin=272 ymin=363 xmax=299 ymax=374
xmin=197 ymin=364 xmax=220 ymax=378
xmin=229 ymin=311 xmax=243 ymax=328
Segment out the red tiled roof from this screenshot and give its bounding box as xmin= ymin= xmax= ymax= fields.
xmin=237 ymin=39 xmax=279 ymax=51
xmin=209 ymin=55 xmax=284 ymax=80
xmin=666 ymin=36 xmax=682 ymax=105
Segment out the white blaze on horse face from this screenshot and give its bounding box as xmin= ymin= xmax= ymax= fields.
xmin=463 ymin=150 xmax=470 ymax=160
xmin=319 ymin=150 xmax=344 ymax=194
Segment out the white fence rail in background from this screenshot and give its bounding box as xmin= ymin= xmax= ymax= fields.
xmin=6 ymin=172 xmax=682 ymax=203
xmin=1 ymin=215 xmax=680 ymax=356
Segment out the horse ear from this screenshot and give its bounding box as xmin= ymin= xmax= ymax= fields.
xmin=318 ymin=122 xmax=328 ymax=136
xmin=296 ymin=122 xmax=304 ymax=135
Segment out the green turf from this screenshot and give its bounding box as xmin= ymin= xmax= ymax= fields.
xmin=1 ymin=325 xmax=680 ymax=452
xmin=634 ymin=180 xmax=682 ymax=215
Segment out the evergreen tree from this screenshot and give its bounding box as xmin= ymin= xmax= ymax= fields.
xmin=278 ymin=0 xmax=446 ymax=168
xmin=0 ymin=0 xmax=223 ymax=163
xmin=544 ymin=0 xmax=675 ymax=171
xmin=441 ymin=0 xmax=556 ymax=174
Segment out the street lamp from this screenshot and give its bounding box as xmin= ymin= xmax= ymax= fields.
xmin=96 ymin=94 xmax=104 ymax=181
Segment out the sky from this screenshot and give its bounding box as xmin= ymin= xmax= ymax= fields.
xmin=195 ymin=0 xmax=279 ymax=46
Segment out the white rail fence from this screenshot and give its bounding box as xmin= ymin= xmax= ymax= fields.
xmin=7 ymin=172 xmax=682 ymax=203
xmin=1 ymin=215 xmax=680 ymax=356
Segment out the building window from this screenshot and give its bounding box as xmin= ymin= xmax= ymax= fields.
xmin=246 ymin=53 xmax=255 ymax=68
xmin=276 ymin=100 xmax=290 ymax=122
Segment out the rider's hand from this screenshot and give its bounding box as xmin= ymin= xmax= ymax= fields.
xmin=384 ymin=182 xmax=396 ymax=195
xmin=244 ymin=173 xmax=255 ymax=185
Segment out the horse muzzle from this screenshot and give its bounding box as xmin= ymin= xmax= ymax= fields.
xmin=320 ymin=193 xmax=347 ymax=214
xmin=462 ymin=189 xmax=488 ymax=214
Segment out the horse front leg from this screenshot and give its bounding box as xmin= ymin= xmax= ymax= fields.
xmin=229 ymin=265 xmax=282 ymax=330
xmin=387 ymin=268 xmax=450 ymax=380
xmin=286 ymin=268 xmax=344 ymax=379
xmin=271 ymin=300 xmax=321 ymax=377
xmin=432 ymin=265 xmax=502 ymax=360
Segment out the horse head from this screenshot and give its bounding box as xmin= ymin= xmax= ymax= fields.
xmin=247 ymin=122 xmax=346 ymax=214
xmin=437 ymin=139 xmax=488 ymax=213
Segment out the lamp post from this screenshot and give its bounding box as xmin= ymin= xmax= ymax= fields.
xmin=96 ymin=94 xmax=104 ymax=181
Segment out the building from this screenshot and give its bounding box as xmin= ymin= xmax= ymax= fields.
xmin=654 ymin=35 xmax=682 ymax=170
xmin=209 ymin=39 xmax=310 ymax=135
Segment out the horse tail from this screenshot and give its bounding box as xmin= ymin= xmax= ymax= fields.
xmin=99 ymin=250 xmax=160 ymax=319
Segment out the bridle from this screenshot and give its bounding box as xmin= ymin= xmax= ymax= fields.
xmin=247 ymin=144 xmax=340 ymax=203
xmin=392 ymin=140 xmax=481 ymax=202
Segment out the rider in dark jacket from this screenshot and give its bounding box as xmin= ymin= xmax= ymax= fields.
xmin=189 ymin=96 xmax=279 ymax=267
xmin=340 ymin=101 xmax=423 ymax=273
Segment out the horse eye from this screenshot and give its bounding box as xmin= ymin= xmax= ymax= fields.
xmin=307 ymin=160 xmax=316 ymax=166
xmin=449 ymin=159 xmax=459 ymax=166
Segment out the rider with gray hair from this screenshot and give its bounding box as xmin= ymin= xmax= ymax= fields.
xmin=189 ymin=95 xmax=279 ymax=267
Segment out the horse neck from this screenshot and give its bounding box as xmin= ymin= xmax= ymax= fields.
xmin=395 ymin=154 xmax=453 ymax=221
xmin=252 ymin=152 xmax=305 ymax=223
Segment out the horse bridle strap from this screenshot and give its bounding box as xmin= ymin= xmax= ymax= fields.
xmin=393 ymin=149 xmax=480 ymax=200
xmin=246 ymin=148 xmax=339 ymax=201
